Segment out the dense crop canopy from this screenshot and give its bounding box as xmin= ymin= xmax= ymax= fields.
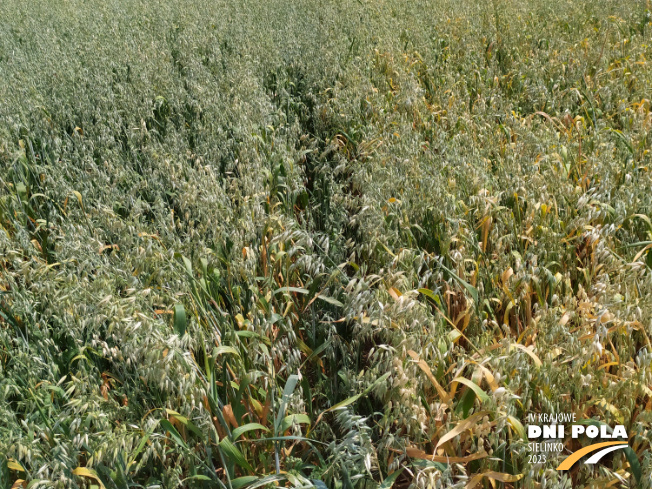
xmin=1 ymin=0 xmax=651 ymax=487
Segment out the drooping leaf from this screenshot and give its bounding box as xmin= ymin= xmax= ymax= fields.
xmin=407 ymin=350 xmax=452 ymax=405
xmin=510 ymin=343 xmax=542 ymax=367
xmin=280 ymin=413 xmax=311 ymax=433
xmin=213 ymin=345 xmax=240 ymax=358
xmin=232 ymin=423 xmax=269 ymax=440
xmin=436 ymin=411 xmax=489 ymax=450
xmin=316 ymin=295 xmax=343 ymax=307
xmin=418 ymin=288 xmax=441 ymax=306
xmin=312 ymin=371 xmax=391 ymax=430
xmin=6 ymin=460 xmax=24 ymax=473
xmin=72 ymin=468 xmax=106 ymax=489
xmin=165 ymin=409 xmax=203 ymax=438
xmin=379 ymin=468 xmax=404 ymax=489
xmin=274 ymin=287 xmax=309 ymax=295
xmin=160 ymin=419 xmax=188 ymax=449
xmin=451 ymin=377 xmax=489 ymax=403
xmin=220 ymin=437 xmax=254 ymax=472
xmin=231 ymin=476 xmax=259 ymax=489
xmin=439 ymin=263 xmax=478 ymax=305
xmin=507 ymin=415 xmax=527 ymax=441
xmin=246 ymin=475 xmax=286 ymax=489
xmin=465 ymin=471 xmax=523 ymax=489
xmin=183 ymin=475 xmax=212 ymax=482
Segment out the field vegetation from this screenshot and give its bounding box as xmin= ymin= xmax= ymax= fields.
xmin=1 ymin=0 xmax=652 ymax=487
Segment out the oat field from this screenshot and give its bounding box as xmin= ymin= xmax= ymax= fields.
xmin=1 ymin=0 xmax=652 ymax=487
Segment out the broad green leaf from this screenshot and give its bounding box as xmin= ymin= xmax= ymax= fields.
xmin=182 ymin=475 xmax=212 ymax=482
xmin=269 ymin=313 xmax=282 ymax=324
xmin=301 ymin=339 xmax=332 ymax=368
xmin=173 ymin=304 xmax=186 ymax=336
xmin=610 ymin=128 xmax=634 ymax=154
xmin=379 ymin=468 xmax=404 ymax=489
xmin=232 ymin=476 xmax=259 ymax=489
xmin=418 ymin=288 xmax=441 ymax=306
xmin=440 ymin=263 xmax=478 ymax=305
xmin=26 ymin=481 xmax=50 ymax=489
xmin=410 ymin=458 xmax=447 ymax=471
xmin=624 ymin=446 xmax=641 ymax=484
xmin=160 ymin=419 xmax=188 ymax=449
xmin=220 ymin=437 xmax=254 ymax=472
xmin=181 ymin=254 xmax=193 ymax=275
xmin=280 ymin=413 xmax=312 ymax=433
xmin=127 ymin=428 xmax=153 ymax=470
xmin=456 ymin=388 xmax=476 ymax=418
xmin=232 ymin=423 xmax=269 ymax=440
xmin=316 ymin=295 xmax=343 ymax=307
xmin=213 ymin=345 xmax=240 ymax=358
xmin=247 ymin=475 xmax=286 ymax=489
xmin=275 ymin=374 xmax=300 ymax=432
xmin=235 ymin=330 xmax=271 ymax=346
xmin=165 ymin=409 xmax=203 ymax=438
xmin=451 ymin=377 xmax=489 ymax=403
xmin=327 ymin=392 xmax=362 ymax=411
xmin=274 ymin=286 xmax=309 ymax=295
xmin=326 ymin=371 xmax=391 ymax=412
xmin=252 ymin=435 xmax=320 ymax=443
xmin=448 ymin=329 xmax=462 ymax=342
